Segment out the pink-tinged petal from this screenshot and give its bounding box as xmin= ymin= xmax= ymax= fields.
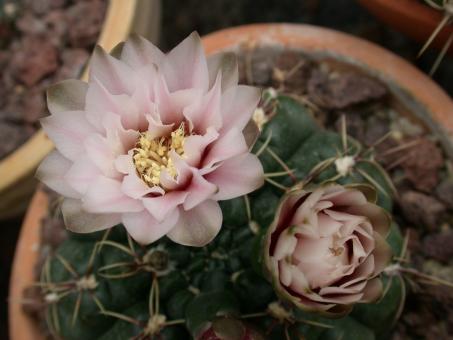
xmin=162 ymin=32 xmax=209 ymax=92
xmin=273 ymin=228 xmax=298 ymax=261
xmin=322 ymin=187 xmax=367 ymax=207
xmin=316 ymin=288 xmax=363 ymax=304
xmin=122 ymin=209 xmax=179 ymax=245
xmin=183 ymin=171 xmax=218 ymax=210
xmin=207 ymin=52 xmax=238 ymax=91
xmin=36 ymin=151 xmax=80 ymax=198
xmin=202 ymin=127 xmax=248 ymax=169
xmin=102 ymin=113 xmax=139 ymax=154
xmin=146 ymin=113 xmax=174 ymax=139
xmin=85 ymin=78 xmax=143 ymax=131
xmin=279 ymin=261 xmax=293 ymax=287
xmin=153 ymin=72 xmax=203 ymax=124
xmin=221 ymin=85 xmax=261 ymax=132
xmin=121 ymin=34 xmax=165 ymax=69
xmin=89 ymin=45 xmax=135 ymax=95
xmin=83 ymin=176 xmax=144 ymax=213
xmin=143 ymin=191 xmax=188 ymax=221
xmin=41 ymin=110 xmax=97 ymax=161
xmin=206 ymin=153 xmax=264 ymax=200
xmin=372 ymin=231 xmax=393 ymax=275
xmin=288 ymin=265 xmax=311 ymax=294
xmin=47 ymin=79 xmax=88 ymax=115
xmin=64 ymin=155 xmax=102 ymax=195
xmin=345 ymin=203 xmax=391 ymax=237
xmin=62 ymin=198 xmax=121 ymax=233
xmin=159 ymin=152 xmax=193 ymax=191
xmin=360 ymin=278 xmax=383 ymax=303
xmin=183 ymin=73 xmax=222 ymax=134
xmin=84 ymin=134 xmax=119 ymax=178
xmin=121 ymin=173 xmax=164 ymax=199
xmin=114 ymin=152 xmax=135 ymax=174
xmin=183 ymin=127 xmax=219 ymax=167
xmin=317 ymin=213 xmax=342 ymax=237
xmin=341 ymin=256 xmax=375 ymax=288
xmin=167 ymin=200 xmax=222 ymax=246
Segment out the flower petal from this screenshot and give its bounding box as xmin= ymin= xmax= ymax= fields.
xmin=206 ymin=153 xmax=264 ymax=200
xmin=143 ymin=191 xmax=188 ymax=221
xmin=122 ymin=209 xmax=179 ymax=245
xmin=41 ymin=110 xmax=96 ymax=161
xmin=62 ymin=198 xmax=121 ymax=233
xmin=183 ymin=171 xmax=218 ymax=210
xmin=221 ymin=85 xmax=261 ymax=132
xmin=207 ymin=52 xmax=238 ymax=91
xmin=183 ymin=72 xmax=222 ymax=133
xmin=121 ymin=173 xmax=164 ymax=199
xmin=84 ymin=134 xmax=119 ymax=178
xmin=162 ymin=32 xmax=208 ymax=92
xmin=183 ymin=127 xmax=219 ymax=167
xmin=121 ymin=34 xmax=165 ymax=69
xmin=36 ymin=151 xmax=80 ymax=198
xmin=64 ymin=155 xmax=102 ymax=195
xmin=83 ymin=176 xmax=143 ymax=213
xmin=89 ymin=45 xmax=135 ymax=95
xmin=47 ymin=79 xmax=88 ymax=115
xmin=360 ymin=277 xmax=383 ymax=303
xmin=167 ymin=200 xmax=222 ymax=246
xmin=372 ymin=231 xmax=393 ymax=275
xmin=202 ymin=127 xmax=248 ymax=169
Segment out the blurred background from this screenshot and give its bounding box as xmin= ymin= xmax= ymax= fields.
xmin=1 ymin=0 xmax=451 ymax=339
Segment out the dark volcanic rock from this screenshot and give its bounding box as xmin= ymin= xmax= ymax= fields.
xmin=399 ymin=191 xmax=446 ymax=231
xmin=307 ymin=69 xmax=387 ymax=110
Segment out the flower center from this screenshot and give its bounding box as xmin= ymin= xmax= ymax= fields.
xmin=133 ymin=124 xmax=186 ymax=188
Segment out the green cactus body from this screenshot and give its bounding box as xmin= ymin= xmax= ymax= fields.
xmin=42 ymin=95 xmax=404 ymax=339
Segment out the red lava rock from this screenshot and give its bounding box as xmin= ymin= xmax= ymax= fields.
xmin=16 ymin=12 xmax=47 ymax=35
xmin=405 ymin=227 xmax=421 ymax=253
xmin=22 ymin=88 xmax=47 ymax=124
xmin=436 ymin=179 xmax=453 ymax=210
xmin=10 ymin=36 xmax=59 ymax=87
xmin=66 ymin=0 xmax=106 ymax=48
xmin=24 ymin=0 xmax=67 ymax=15
xmin=4 ymin=85 xmax=47 ymax=124
xmin=55 ymin=48 xmax=90 ymax=81
xmin=401 ymin=138 xmax=443 ymax=193
xmin=399 ymin=191 xmax=446 ymax=231
xmin=44 ymin=10 xmax=68 ymax=45
xmin=422 ymin=231 xmax=453 ymax=263
xmin=307 ymin=69 xmax=387 ymax=110
xmin=0 ymin=121 xmax=31 ymax=159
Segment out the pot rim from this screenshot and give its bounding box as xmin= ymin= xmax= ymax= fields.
xmin=9 ymin=22 xmax=453 ymax=339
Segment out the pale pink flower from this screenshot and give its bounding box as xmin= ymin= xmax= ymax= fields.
xmin=265 ymin=184 xmax=392 ymax=316
xmin=37 ymin=33 xmax=264 ymax=246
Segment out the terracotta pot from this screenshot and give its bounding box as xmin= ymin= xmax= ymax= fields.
xmin=358 ymin=0 xmax=453 ymax=54
xmin=9 ymin=23 xmax=453 ymax=339
xmin=0 ymin=0 xmax=161 ymax=220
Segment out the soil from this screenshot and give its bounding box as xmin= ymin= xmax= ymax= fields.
xmin=0 ymin=0 xmax=106 ymax=160
xmin=24 ymin=45 xmax=453 ymax=339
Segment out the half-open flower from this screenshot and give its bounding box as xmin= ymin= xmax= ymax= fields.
xmin=264 ymin=184 xmax=392 ymax=316
xmin=37 ymin=32 xmax=264 ymax=246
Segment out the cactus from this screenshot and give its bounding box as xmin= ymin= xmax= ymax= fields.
xmin=38 ymin=94 xmax=404 ymax=339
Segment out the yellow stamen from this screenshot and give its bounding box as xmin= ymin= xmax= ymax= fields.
xmin=133 ymin=124 xmax=186 ymax=188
